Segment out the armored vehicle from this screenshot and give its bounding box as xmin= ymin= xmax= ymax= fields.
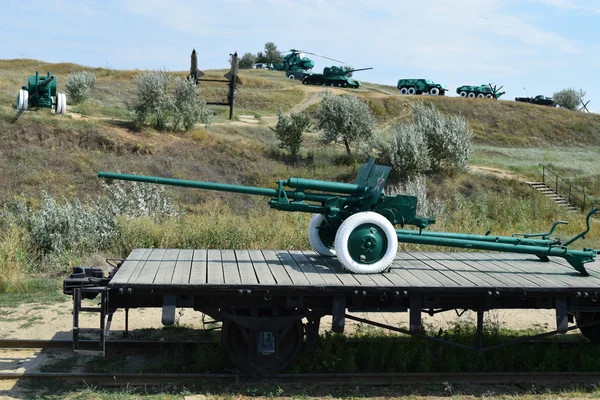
xmin=301 ymin=66 xmax=372 ymax=88
xmin=397 ymin=79 xmax=447 ymax=96
xmin=515 ymin=95 xmax=556 ymax=107
xmin=456 ymin=84 xmax=505 ymax=99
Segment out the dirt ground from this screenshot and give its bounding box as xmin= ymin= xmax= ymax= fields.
xmin=0 ymin=300 xmax=558 ymax=343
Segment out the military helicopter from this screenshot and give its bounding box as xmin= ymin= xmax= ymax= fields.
xmin=271 ymin=49 xmax=345 ymax=80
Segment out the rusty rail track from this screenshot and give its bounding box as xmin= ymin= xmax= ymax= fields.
xmin=0 ymin=339 xmax=216 ymax=350
xmin=1 ymin=371 xmax=600 ymax=385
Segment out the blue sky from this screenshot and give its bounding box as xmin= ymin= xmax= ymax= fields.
xmin=2 ymin=0 xmax=599 ymax=111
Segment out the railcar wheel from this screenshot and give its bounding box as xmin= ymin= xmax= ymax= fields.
xmin=399 ymin=87 xmax=408 ymax=95
xmin=429 ymin=87 xmax=440 ymax=96
xmin=308 ymin=214 xmax=336 ymax=256
xmin=459 ymin=91 xmax=467 ymax=97
xmin=577 ymin=312 xmax=600 ymax=343
xmin=334 ymin=211 xmax=398 ymax=274
xmin=222 ymin=319 xmax=304 ymax=375
xmin=408 ymin=87 xmax=416 ymax=95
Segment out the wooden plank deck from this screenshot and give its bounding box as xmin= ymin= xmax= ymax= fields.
xmin=109 ymin=249 xmax=600 ymax=290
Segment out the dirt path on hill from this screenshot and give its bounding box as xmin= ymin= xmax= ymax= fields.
xmin=469 ymin=165 xmax=529 ymax=182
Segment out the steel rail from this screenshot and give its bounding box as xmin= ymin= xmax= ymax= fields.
xmin=1 ymin=371 xmax=600 ymax=385
xmin=0 ymin=339 xmax=216 ymax=350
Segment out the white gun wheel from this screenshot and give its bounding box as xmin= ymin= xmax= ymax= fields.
xmin=22 ymin=90 xmax=29 ymax=110
xmin=334 ymin=212 xmax=397 ymax=274
xmin=56 ymin=94 xmax=63 ymax=114
xmin=16 ymin=90 xmax=24 ymax=110
xmin=60 ymin=93 xmax=67 ymax=114
xmin=429 ymin=87 xmax=440 ymax=95
xmin=399 ymin=87 xmax=408 ymax=95
xmin=477 ymin=93 xmax=485 ymax=98
xmin=468 ymin=92 xmax=476 ymax=98
xmin=308 ymin=214 xmax=336 ymax=257
xmin=460 ymin=91 xmax=467 ymax=97
xmin=408 ymin=87 xmax=416 ymax=95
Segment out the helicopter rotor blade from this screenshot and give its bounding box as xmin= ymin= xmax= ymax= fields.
xmin=296 ymin=50 xmax=345 ymax=63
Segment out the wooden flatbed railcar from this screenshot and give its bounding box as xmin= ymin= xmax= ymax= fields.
xmin=65 ymin=249 xmax=600 ymax=374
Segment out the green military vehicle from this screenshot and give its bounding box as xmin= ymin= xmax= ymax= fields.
xmin=397 ymin=79 xmax=447 ymax=96
xmin=515 ymin=95 xmax=556 ymax=107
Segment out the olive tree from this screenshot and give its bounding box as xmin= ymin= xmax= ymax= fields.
xmin=271 ymin=108 xmax=311 ymax=159
xmin=239 ymin=52 xmax=257 ymax=69
xmin=317 ymin=91 xmax=376 ymax=156
xmin=553 ymin=88 xmax=586 ymax=111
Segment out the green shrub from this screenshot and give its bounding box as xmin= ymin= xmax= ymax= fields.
xmin=133 ymin=70 xmax=172 ymax=130
xmin=375 ymin=123 xmax=430 ymax=179
xmin=65 ymin=71 xmax=96 ymax=104
xmin=271 ymin=108 xmax=311 ymax=158
xmin=172 ymin=77 xmax=212 ymax=130
xmin=413 ymin=101 xmax=473 ymax=170
xmin=133 ymin=70 xmax=212 ymax=131
xmin=4 ymin=182 xmax=177 ymax=255
xmin=375 ymin=101 xmax=473 ymax=176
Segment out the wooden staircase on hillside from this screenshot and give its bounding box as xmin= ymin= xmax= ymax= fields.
xmin=526 ymin=181 xmax=578 ymax=212
xmin=528 ymin=164 xmax=592 ymax=213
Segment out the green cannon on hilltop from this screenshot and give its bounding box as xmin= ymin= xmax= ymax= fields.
xmin=99 ymin=159 xmax=598 ymax=275
xmin=16 ymin=71 xmax=67 ymax=114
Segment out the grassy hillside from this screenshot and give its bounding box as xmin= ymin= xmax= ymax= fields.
xmin=1 ymin=58 xmax=598 ymax=201
xmin=1 ymin=59 xmax=599 ymax=295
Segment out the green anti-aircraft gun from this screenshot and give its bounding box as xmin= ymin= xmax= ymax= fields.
xmin=99 ymin=159 xmax=598 ymax=275
xmin=16 ymin=71 xmax=67 ymax=114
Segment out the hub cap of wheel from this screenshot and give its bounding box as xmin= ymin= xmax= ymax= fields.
xmin=347 ymin=223 xmax=388 ymax=264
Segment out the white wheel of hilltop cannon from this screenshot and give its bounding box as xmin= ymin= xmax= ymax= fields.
xmin=459 ymin=91 xmax=467 ymax=97
xmin=56 ymin=94 xmax=63 ymax=114
xmin=60 ymin=93 xmax=67 ymax=114
xmin=334 ymin=212 xmax=398 ymax=274
xmin=22 ymin=90 xmax=29 ymax=110
xmin=308 ymin=214 xmax=336 ymax=257
xmin=429 ymin=87 xmax=440 ymax=96
xmin=486 ymin=94 xmax=493 ymax=98
xmin=288 ymin=74 xmax=295 ymax=80
xmin=16 ymin=90 xmax=24 ymax=110
xmin=477 ymin=93 xmax=485 ymax=98
xmin=408 ymin=87 xmax=416 ymax=95
xmin=468 ymin=92 xmax=476 ymax=98
xmin=399 ymin=87 xmax=408 ymax=95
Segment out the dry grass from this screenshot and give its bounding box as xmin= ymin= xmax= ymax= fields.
xmin=364 ymin=94 xmax=600 ymax=146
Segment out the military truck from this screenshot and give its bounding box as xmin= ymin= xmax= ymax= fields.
xmin=515 ymin=95 xmax=555 ymax=107
xmin=397 ymin=79 xmax=447 ymax=96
